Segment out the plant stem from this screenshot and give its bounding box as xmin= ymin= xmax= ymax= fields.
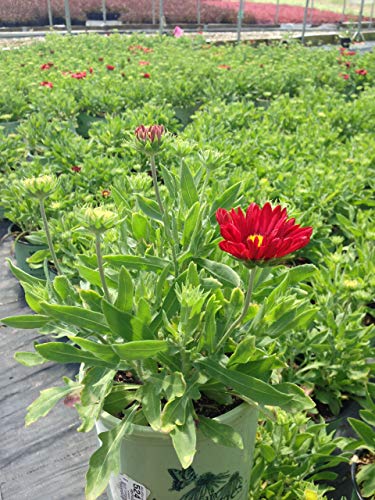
xmin=216 ymin=266 xmax=257 ymax=352
xmin=150 ymin=154 xmax=164 ymax=215
xmin=150 ymin=154 xmax=178 ymax=276
xmin=95 ymin=232 xmax=111 ymax=303
xmin=39 ymin=198 xmax=62 ymax=275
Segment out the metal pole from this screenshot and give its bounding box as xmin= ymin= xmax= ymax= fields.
xmin=47 ymin=0 xmax=53 ymax=28
xmin=353 ymin=0 xmax=365 ymax=41
xmin=102 ymin=0 xmax=107 ymax=23
xmin=159 ymin=0 xmax=164 ymax=34
xmin=237 ymin=0 xmax=245 ymax=42
xmin=274 ymin=0 xmax=280 ymax=25
xmin=370 ymin=0 xmax=375 ymax=27
xmin=197 ymin=0 xmax=201 ymax=25
xmin=64 ymin=0 xmax=72 ymax=34
xmin=309 ymin=0 xmax=314 ymax=25
xmin=301 ymin=0 xmax=310 ymax=44
xmin=341 ymin=0 xmax=347 ymax=23
xmin=152 ymin=0 xmax=156 ymax=24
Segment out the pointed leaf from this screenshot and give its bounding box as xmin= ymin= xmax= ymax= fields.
xmin=1 ymin=314 xmax=50 ymax=329
xmin=180 ymin=163 xmax=198 ymax=208
xmin=112 ymin=340 xmax=169 ymax=360
xmin=26 ymin=384 xmax=80 ymax=426
xmin=171 ymin=413 xmax=197 ymax=469
xmin=115 ymin=266 xmax=134 ymax=312
xmin=198 ymin=415 xmax=243 ymax=449
xmin=36 ymin=342 xmax=114 ymax=368
xmin=40 ymin=303 xmax=110 ymax=335
xmin=197 ymin=258 xmax=241 ymax=288
xmin=14 ymin=351 xmax=46 ymax=366
xmin=104 ymin=254 xmax=170 ymax=272
xmin=85 ymin=406 xmax=138 ymax=500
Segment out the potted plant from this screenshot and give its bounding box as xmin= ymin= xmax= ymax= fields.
xmin=2 ymin=126 xmax=315 ymax=500
xmin=338 ymin=28 xmax=353 ymax=49
xmin=349 ymin=390 xmax=375 ymax=500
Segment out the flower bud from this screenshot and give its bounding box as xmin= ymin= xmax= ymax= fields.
xmin=22 ymin=174 xmax=58 ymax=199
xmin=82 ymin=207 xmax=118 ymax=233
xmin=134 ymin=125 xmax=165 ymax=154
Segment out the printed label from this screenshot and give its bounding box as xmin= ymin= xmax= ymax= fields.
xmin=119 ymin=473 xmax=150 ymax=500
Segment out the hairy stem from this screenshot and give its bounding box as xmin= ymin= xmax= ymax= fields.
xmin=39 ymin=198 xmax=62 ymax=275
xmin=216 ymin=267 xmax=257 ymax=351
xmin=95 ymin=232 xmax=111 ymax=303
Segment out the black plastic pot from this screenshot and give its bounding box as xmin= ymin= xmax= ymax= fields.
xmin=351 ymin=450 xmax=369 ymax=500
xmin=340 ymin=37 xmax=351 ymax=48
xmin=86 ymin=11 xmax=120 ymax=21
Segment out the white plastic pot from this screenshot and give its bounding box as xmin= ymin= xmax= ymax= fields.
xmin=96 ymin=403 xmax=259 ymax=500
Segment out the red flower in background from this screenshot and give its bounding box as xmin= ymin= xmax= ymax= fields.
xmin=71 ymin=71 xmax=87 ymax=79
xmin=218 ymin=64 xmax=231 ymax=70
xmin=339 ymin=73 xmax=350 ymax=80
xmin=71 ymin=166 xmax=81 ymax=172
xmin=40 ymin=63 xmax=54 ymax=70
xmin=139 ymin=60 xmax=150 ymax=66
xmin=135 ymin=124 xmax=164 ymax=142
xmin=143 ymin=72 xmax=151 ymax=78
xmin=216 ymin=202 xmax=312 ymax=265
xmin=106 ymin=65 xmax=115 ymax=71
xmin=89 ymin=67 xmax=94 ymax=74
xmin=355 ymin=68 xmax=368 ymax=76
xmin=40 ymin=81 xmax=53 ymax=88
xmin=102 ymin=189 xmax=111 ymax=198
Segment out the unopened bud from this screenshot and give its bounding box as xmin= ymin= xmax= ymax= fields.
xmin=22 ymin=174 xmax=58 ymax=199
xmin=82 ymin=207 xmax=118 ymax=233
xmin=134 ymin=124 xmax=165 ymax=154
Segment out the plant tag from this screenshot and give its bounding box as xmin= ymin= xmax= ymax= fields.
xmin=119 ymin=473 xmax=150 ymax=500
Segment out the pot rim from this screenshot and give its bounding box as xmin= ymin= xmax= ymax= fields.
xmin=99 ymin=401 xmax=257 ymax=440
xmin=351 ymin=448 xmax=374 ymax=500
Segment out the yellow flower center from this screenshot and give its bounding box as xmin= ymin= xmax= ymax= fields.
xmin=248 ymin=234 xmax=264 ymax=247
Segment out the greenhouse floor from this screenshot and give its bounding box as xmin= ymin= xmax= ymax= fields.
xmin=0 ymin=220 xmax=107 ymax=500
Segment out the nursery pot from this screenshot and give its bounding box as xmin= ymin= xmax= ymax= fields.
xmin=351 ymin=449 xmax=373 ymax=500
xmin=13 ymin=237 xmax=49 ymax=279
xmin=97 ymin=403 xmax=259 ymax=500
xmin=340 ymin=37 xmax=351 ymax=48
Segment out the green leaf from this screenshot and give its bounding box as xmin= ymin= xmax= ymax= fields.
xmin=53 ymin=275 xmax=80 ymax=303
xmin=35 ymin=342 xmax=113 ymax=368
xmin=115 ymin=266 xmax=134 ymax=312
xmin=40 ymin=303 xmax=110 ymax=335
xmin=348 ymin=418 xmax=375 ymax=449
xmin=103 ymin=385 xmax=138 ymax=415
xmin=199 ymin=295 xmax=219 ymax=353
xmin=131 ymin=212 xmax=149 ymax=240
xmin=356 ymin=463 xmax=375 ymax=498
xmin=210 ymin=182 xmax=242 ymax=219
xmin=199 ymin=415 xmax=243 ymax=449
xmin=77 ymin=368 xmax=116 ymax=432
xmin=6 ymin=258 xmax=46 ymax=286
xmin=161 ymin=396 xmax=189 ymax=432
xmin=171 ymin=412 xmax=197 ymax=469
xmin=360 ymin=409 xmax=375 ymax=427
xmin=1 ymin=314 xmax=51 ymax=329
xmin=69 ymin=337 xmax=120 ymax=364
xmin=197 ymin=359 xmax=293 ymax=407
xmin=227 ymin=337 xmax=256 ymax=368
xmin=182 ymin=202 xmax=201 ymax=248
xmin=101 ymin=300 xmax=134 ymax=342
xmin=136 ymin=381 xmax=162 ymax=431
xmin=25 ymin=384 xmax=80 ymax=426
xmin=260 ymin=444 xmax=277 ymax=462
xmin=160 ymin=164 xmax=177 ymax=198
xmin=112 ymin=340 xmax=169 ymax=360
xmin=77 ymin=264 xmax=118 ymax=289
xmin=273 ymin=382 xmax=315 ymax=411
xmin=104 ymin=254 xmax=170 ymax=272
xmin=196 ymin=258 xmax=241 ymax=288
xmin=180 ymin=162 xmax=198 ymax=208
xmin=137 ymin=194 xmax=163 ymax=222
xmin=85 ymin=406 xmax=138 ymax=500
xmin=14 ymin=351 xmax=46 ymax=366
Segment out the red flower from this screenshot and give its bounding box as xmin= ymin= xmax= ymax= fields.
xmin=143 ymin=73 xmax=151 ymax=78
xmin=71 ymin=166 xmax=81 ymax=172
xmin=71 ymin=71 xmax=87 ymax=79
xmin=345 ymin=61 xmax=351 ymax=68
xmin=216 ymin=202 xmax=312 ymax=265
xmin=102 ymin=189 xmax=111 ymax=198
xmin=40 ymin=62 xmax=53 ymax=70
xmin=89 ymin=67 xmax=94 ymax=74
xmin=135 ymin=124 xmax=164 ymax=143
xmin=98 ymin=57 xmax=104 ymax=62
xmin=139 ymin=60 xmax=150 ymax=66
xmin=218 ymin=64 xmax=231 ymax=70
xmin=106 ymin=65 xmax=115 ymax=71
xmin=40 ymin=81 xmax=53 ymax=88
xmin=355 ymin=68 xmax=367 ymax=76
xmin=339 ymin=73 xmax=350 ymax=80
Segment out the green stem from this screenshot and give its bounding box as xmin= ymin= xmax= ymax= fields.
xmin=39 ymin=198 xmax=62 ymax=275
xmin=95 ymin=232 xmax=111 ymax=303
xmin=150 ymin=154 xmax=164 ymax=215
xmin=150 ymin=154 xmax=179 ymax=276
xmin=216 ymin=267 xmax=257 ymax=352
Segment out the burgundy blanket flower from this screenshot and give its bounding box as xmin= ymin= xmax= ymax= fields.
xmin=71 ymin=71 xmax=87 ymax=79
xmin=40 ymin=63 xmax=54 ymax=70
xmin=40 ymin=81 xmax=53 ymax=88
xmin=143 ymin=72 xmax=151 ymax=78
xmin=216 ymin=202 xmax=312 ymax=264
xmin=355 ymin=68 xmax=368 ymax=76
xmin=106 ymin=65 xmax=115 ymax=71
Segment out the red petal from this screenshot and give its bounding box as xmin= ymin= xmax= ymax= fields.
xmin=220 ymin=223 xmax=242 ymax=242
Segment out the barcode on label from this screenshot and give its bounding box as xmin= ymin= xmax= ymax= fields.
xmin=119 ymin=473 xmax=150 ymax=500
